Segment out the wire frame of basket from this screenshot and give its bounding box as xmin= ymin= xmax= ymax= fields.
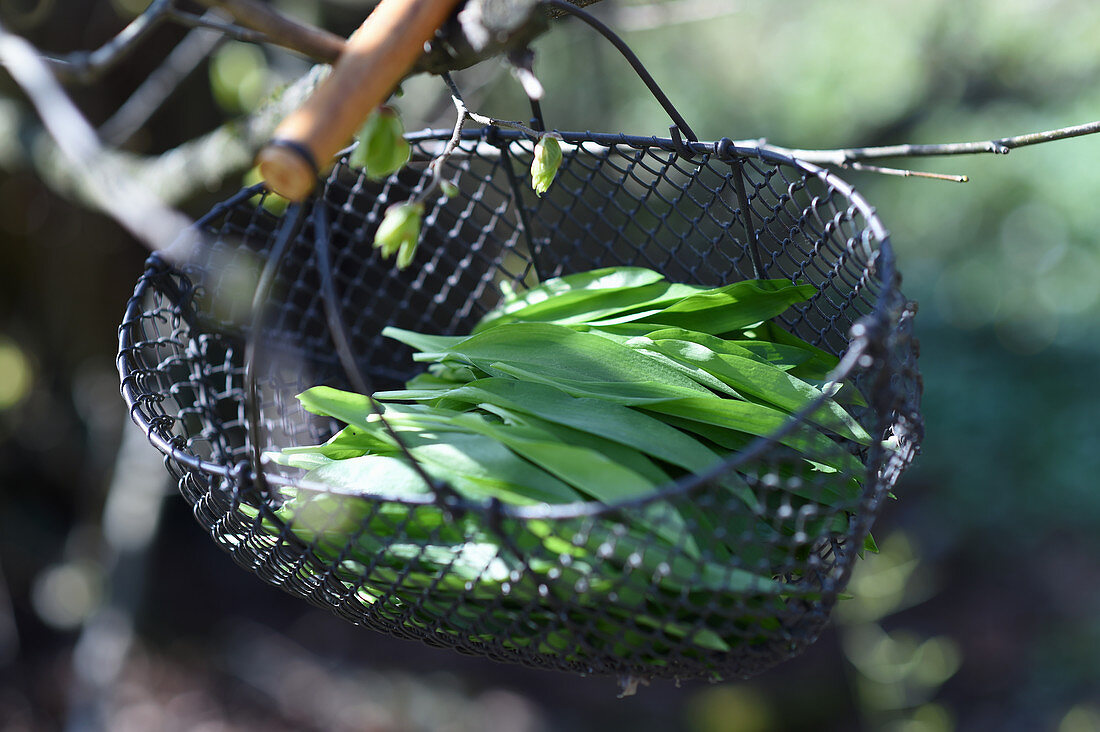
xmin=117 ymin=125 xmax=921 ymax=682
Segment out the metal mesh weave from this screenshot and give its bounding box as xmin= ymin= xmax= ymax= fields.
xmin=117 ymin=128 xmax=922 ymax=682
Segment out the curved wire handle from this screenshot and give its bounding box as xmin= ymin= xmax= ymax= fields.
xmin=539 ymin=0 xmax=698 ymax=146
xmin=532 ymin=2 xmax=766 ymax=276
xmin=243 ymin=200 xmax=309 ymax=500
xmin=239 ymin=179 xmax=463 ymax=505
xmin=311 ymin=199 xmax=462 ymax=503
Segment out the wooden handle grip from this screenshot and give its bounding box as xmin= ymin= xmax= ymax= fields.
xmin=256 ymin=0 xmax=463 ymax=201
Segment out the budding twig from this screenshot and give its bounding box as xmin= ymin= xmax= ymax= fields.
xmin=750 ymin=119 xmax=1100 ymax=183
xmin=769 ymin=120 xmax=1100 ymax=164
xmin=412 ymin=69 xmax=560 ymax=208
xmin=413 ymin=92 xmax=471 ymax=205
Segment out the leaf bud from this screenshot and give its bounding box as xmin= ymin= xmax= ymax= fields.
xmin=373 ymin=202 xmax=423 ymax=267
xmin=350 ymin=106 xmax=411 ymax=180
xmin=530 ymin=135 xmax=563 ymax=197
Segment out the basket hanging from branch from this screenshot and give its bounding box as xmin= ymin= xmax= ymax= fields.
xmin=117 ymin=4 xmax=922 ymax=685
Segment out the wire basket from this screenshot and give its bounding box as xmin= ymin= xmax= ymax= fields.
xmin=117 ymin=127 xmax=920 ymax=682
xmin=117 ymin=5 xmax=920 ymax=684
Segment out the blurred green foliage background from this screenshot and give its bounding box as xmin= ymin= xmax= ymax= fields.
xmin=1 ymin=0 xmax=1099 ymax=730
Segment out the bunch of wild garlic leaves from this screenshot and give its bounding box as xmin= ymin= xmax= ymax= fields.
xmin=265 ymin=267 xmax=872 ymax=661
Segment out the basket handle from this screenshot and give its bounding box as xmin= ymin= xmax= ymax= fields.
xmin=256 ymin=0 xmax=462 ymax=202
xmin=542 ymin=0 xmax=697 ymax=145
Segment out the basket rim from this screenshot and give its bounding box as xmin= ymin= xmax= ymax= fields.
xmin=117 ymin=127 xmax=907 ymax=522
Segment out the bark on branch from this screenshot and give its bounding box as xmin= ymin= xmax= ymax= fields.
xmin=195 ymin=0 xmax=602 ymax=74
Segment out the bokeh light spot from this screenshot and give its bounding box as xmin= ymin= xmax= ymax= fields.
xmin=0 ymin=337 xmax=33 ymax=410
xmin=30 ymin=561 xmax=102 ymax=630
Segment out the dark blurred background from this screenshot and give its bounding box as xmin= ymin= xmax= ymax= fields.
xmin=2 ymin=1 xmax=1099 ymax=730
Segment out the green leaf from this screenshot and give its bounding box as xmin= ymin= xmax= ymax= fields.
xmin=476 ymin=266 xmax=668 ymax=332
xmin=439 ymin=180 xmax=460 ymax=198
xmin=297 ymin=385 xmax=381 ymax=429
xmin=485 ymin=281 xmax=674 ymax=329
xmin=632 ymin=280 xmax=818 ymax=333
xmin=488 ymin=363 xmax=708 ymax=404
xmin=382 ymin=326 xmax=469 ymax=354
xmin=368 ymin=404 xmax=707 ymax=556
xmin=385 ymin=377 xmax=723 ymax=474
xmin=422 ymin=322 xmax=713 ymax=395
xmin=626 ymin=342 xmax=745 ymax=398
xmin=641 ymin=397 xmax=864 ymax=480
xmin=642 ymin=338 xmax=871 ymax=444
xmin=295 ymin=389 xmax=582 ymax=504
xmin=305 ymin=453 xmax=432 ymax=496
xmin=387 ymin=407 xmax=662 ymax=505
xmin=638 ymin=327 xmax=811 ymax=369
xmin=732 ymin=320 xmax=841 ymax=381
xmin=396 ymin=428 xmax=585 ymax=505
xmin=482 ymin=404 xmax=674 ymax=485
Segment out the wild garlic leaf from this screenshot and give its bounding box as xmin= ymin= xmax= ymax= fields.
xmin=426 ymin=323 xmax=712 ymax=394
xmin=642 ymin=339 xmax=871 ymax=444
xmin=732 ymin=320 xmax=841 ymax=381
xmin=630 ymin=281 xmax=816 ymax=333
xmin=389 ymin=377 xmax=724 ymax=474
xmin=487 ymin=363 xmax=708 ymax=404
xmin=641 ymin=397 xmax=864 ymax=479
xmin=493 ymin=266 xmax=665 ymax=311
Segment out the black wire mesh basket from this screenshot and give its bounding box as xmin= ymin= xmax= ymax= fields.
xmin=117 ymin=7 xmax=921 ymax=685
xmin=117 ymin=128 xmax=920 ymax=683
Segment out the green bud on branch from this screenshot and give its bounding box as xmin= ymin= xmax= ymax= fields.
xmin=374 ymin=201 xmax=423 ymax=268
xmin=531 ymin=135 xmax=562 ymax=197
xmin=350 ymin=106 xmax=411 ymax=180
xmin=440 ymin=180 xmax=460 ymax=199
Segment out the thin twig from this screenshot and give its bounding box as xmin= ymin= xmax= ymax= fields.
xmin=165 ymin=9 xmax=272 ymax=45
xmin=443 ymin=71 xmax=544 ymax=139
xmin=47 ymin=0 xmax=175 ymax=83
xmin=844 ymin=162 xmax=969 ymax=183
xmin=771 ymin=120 xmax=1100 ymax=165
xmin=461 ymin=101 xmax=544 ymax=139
xmin=414 ymin=92 xmax=470 ymax=204
xmin=406 ymin=72 xmax=552 ymax=205
xmin=99 ymin=12 xmax=229 ymax=145
xmin=194 ymin=0 xmax=344 ymax=63
xmin=0 ymin=20 xmax=192 ymax=252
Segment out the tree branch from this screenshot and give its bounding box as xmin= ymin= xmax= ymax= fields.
xmin=40 ymin=0 xmax=603 ymax=97
xmin=769 ymin=120 xmax=1100 ymax=166
xmin=444 ymin=72 xmax=543 ymax=138
xmin=0 ymin=19 xmax=192 ymax=252
xmin=843 ymin=162 xmax=969 ymax=183
xmin=97 ymin=14 xmax=227 ymax=146
xmin=193 ymin=0 xmax=604 ymax=76
xmin=89 ymin=66 xmax=329 ymax=206
xmin=47 ymin=0 xmax=175 ymax=83
xmin=194 ymin=0 xmax=344 ymax=63
xmin=164 ymin=8 xmax=272 ymax=45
